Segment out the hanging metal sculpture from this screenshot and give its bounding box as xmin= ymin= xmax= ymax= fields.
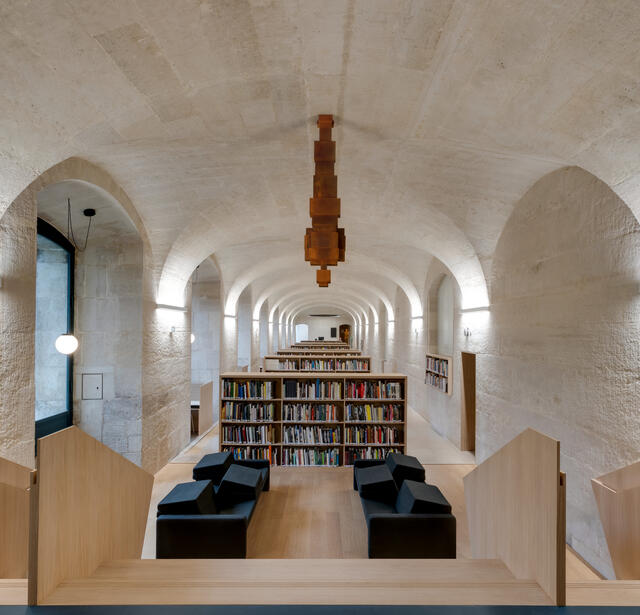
xmin=304 ymin=114 xmax=345 ymax=287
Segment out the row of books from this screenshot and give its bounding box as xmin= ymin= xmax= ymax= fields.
xmin=223 ymin=380 xmax=275 ymax=399
xmin=223 ymin=445 xmax=278 ymax=464
xmin=222 ymin=401 xmax=275 ymax=422
xmin=282 ymin=425 xmax=341 ymax=444
xmin=282 ymin=447 xmax=340 ymax=466
xmin=345 ymin=381 xmax=402 ymax=399
xmin=426 ymin=372 xmax=448 ymax=393
xmin=222 ymin=425 xmax=273 ymax=444
xmin=426 ymin=356 xmax=449 ymax=376
xmin=277 ymin=359 xmax=297 ymax=369
xmin=289 ymin=359 xmax=369 ymax=370
xmin=344 ymin=447 xmax=402 ymax=465
xmin=283 ymin=403 xmax=338 ymax=422
xmin=283 ymin=379 xmax=342 ymax=399
xmin=345 ymin=403 xmax=403 ymax=422
xmin=345 ymin=426 xmax=402 ymax=445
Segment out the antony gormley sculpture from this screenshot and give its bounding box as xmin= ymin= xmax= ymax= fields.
xmin=304 ymin=114 xmax=345 ymax=287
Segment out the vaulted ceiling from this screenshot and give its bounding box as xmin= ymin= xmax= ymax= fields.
xmin=3 ymin=0 xmax=640 ymax=318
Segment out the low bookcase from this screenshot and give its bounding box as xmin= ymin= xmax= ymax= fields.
xmin=220 ymin=372 xmax=407 ymax=466
xmin=425 ymin=353 xmax=452 ymax=395
xmin=263 ymin=354 xmax=370 ymax=372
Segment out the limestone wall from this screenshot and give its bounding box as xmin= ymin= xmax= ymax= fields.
xmin=0 ymin=195 xmax=36 ymax=468
xmin=141 ymin=270 xmax=191 ymax=474
xmin=73 ymin=236 xmax=143 ymax=465
xmin=479 ymin=167 xmax=640 ymax=577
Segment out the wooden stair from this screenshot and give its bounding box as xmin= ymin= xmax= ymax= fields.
xmin=567 ymin=581 xmax=640 ymax=606
xmin=0 ymin=579 xmax=27 ymax=605
xmin=43 ymin=558 xmax=552 ymax=605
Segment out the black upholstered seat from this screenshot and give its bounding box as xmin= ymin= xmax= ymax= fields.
xmin=385 ymin=452 xmax=425 ymax=486
xmin=192 ymin=451 xmax=233 ymax=483
xmin=355 ymin=463 xmax=398 ymax=504
xmin=395 ymin=480 xmax=451 ymax=514
xmin=215 ymin=463 xmax=266 ymax=506
xmin=157 ymin=479 xmax=216 ymax=516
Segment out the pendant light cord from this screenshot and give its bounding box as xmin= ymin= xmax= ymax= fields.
xmin=67 ymin=198 xmax=92 ymax=251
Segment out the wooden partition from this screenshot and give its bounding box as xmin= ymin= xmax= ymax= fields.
xmin=592 ymin=460 xmax=640 ymax=579
xmin=0 ymin=457 xmax=34 ymax=578
xmin=30 ymin=427 xmax=153 ymax=604
xmin=464 ymin=428 xmax=566 ymax=605
xmin=198 ymin=381 xmax=214 ymax=435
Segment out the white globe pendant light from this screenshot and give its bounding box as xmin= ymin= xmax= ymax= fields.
xmin=55 ymin=333 xmax=79 ymax=355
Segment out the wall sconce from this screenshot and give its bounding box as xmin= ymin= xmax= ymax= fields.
xmin=190 ymin=333 xmax=195 ymax=344
xmin=55 ymin=333 xmax=79 ymax=355
xmin=157 ymin=303 xmax=187 ymax=312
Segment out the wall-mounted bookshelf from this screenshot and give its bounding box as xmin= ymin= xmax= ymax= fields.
xmin=220 ymin=372 xmax=407 ymax=466
xmin=425 ymin=353 xmax=452 ymax=395
xmin=263 ymin=354 xmax=370 ymax=372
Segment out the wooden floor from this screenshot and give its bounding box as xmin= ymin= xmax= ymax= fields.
xmin=44 ymin=558 xmax=553 ymax=606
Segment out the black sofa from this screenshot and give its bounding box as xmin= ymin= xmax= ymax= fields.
xmin=156 ymin=452 xmax=269 ymax=559
xmin=353 ymin=453 xmax=456 ymax=559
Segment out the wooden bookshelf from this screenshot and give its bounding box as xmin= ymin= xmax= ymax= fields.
xmin=291 ymin=342 xmax=351 ymax=350
xmin=263 ymin=354 xmax=370 ymax=372
xmin=277 ymin=348 xmax=362 ymax=356
xmin=425 ymin=353 xmax=452 ymax=395
xmin=220 ymin=372 xmax=407 ymax=467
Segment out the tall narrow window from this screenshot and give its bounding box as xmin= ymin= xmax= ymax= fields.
xmin=35 ymin=219 xmax=74 ymax=439
xmin=437 ymin=275 xmax=454 ymax=356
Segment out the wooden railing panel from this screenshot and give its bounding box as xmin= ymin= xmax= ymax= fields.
xmin=0 ymin=457 xmax=33 ymax=578
xmin=33 ymin=427 xmax=153 ymax=603
xmin=464 ymin=428 xmax=565 ymax=605
xmin=592 ymin=460 xmax=640 ymax=579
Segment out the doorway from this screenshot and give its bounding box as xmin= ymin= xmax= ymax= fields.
xmin=339 ymin=324 xmax=351 ymax=345
xmin=460 ymin=351 xmax=476 ymax=452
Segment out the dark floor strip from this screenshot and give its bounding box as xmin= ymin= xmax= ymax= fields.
xmin=0 ymin=606 xmax=636 ymax=615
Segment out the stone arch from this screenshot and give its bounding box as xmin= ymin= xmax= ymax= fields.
xmin=485 ymin=165 xmax=640 ymax=578
xmin=0 ymin=157 xmax=150 ymax=467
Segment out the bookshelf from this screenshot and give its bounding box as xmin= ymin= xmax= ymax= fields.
xmin=263 ymin=354 xmax=370 ymax=372
xmin=425 ymin=353 xmax=452 ymax=395
xmin=277 ymin=348 xmax=362 ymax=356
xmin=220 ymin=373 xmax=407 ymax=466
xmin=291 ymin=343 xmax=351 ymax=350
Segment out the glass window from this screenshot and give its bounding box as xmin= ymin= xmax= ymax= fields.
xmin=35 ymin=221 xmax=74 ymax=437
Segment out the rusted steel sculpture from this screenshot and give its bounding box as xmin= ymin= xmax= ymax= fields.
xmin=304 ymin=114 xmax=345 ymax=287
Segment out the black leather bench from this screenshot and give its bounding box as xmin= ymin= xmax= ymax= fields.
xmin=156 ymin=456 xmax=269 ymax=559
xmin=353 ymin=453 xmax=456 ymax=558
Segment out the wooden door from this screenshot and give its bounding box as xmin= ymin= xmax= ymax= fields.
xmin=460 ymin=352 xmax=476 ymax=452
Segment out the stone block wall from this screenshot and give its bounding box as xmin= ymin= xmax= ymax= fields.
xmin=73 ymin=235 xmax=143 ymax=465
xmin=0 ymin=194 xmax=36 ymax=468
xmin=478 ymin=167 xmax=640 ymax=577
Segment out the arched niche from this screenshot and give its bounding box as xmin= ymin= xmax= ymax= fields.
xmin=0 ymin=158 xmax=149 ymax=468
xmin=485 ymin=166 xmax=640 ymax=579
